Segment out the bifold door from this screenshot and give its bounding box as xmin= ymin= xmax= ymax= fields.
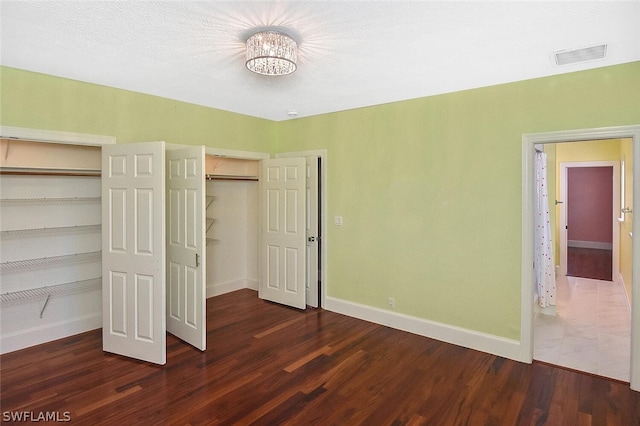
xmin=102 ymin=142 xmax=167 ymax=365
xmin=166 ymin=146 xmax=206 ymax=351
xmin=102 ymin=142 xmax=206 ymax=365
xmin=259 ymin=158 xmax=307 ymax=309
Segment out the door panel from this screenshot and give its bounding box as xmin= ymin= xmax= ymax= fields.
xmin=259 ymin=158 xmax=306 ymax=309
xmin=102 ymin=141 xmax=166 ymax=365
xmin=166 ymin=146 xmax=206 ymax=351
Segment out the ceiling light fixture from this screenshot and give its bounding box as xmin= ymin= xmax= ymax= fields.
xmin=246 ymin=31 xmax=297 ymax=76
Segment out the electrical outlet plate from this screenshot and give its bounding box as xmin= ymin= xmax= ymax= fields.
xmin=388 ymin=297 xmax=395 ymax=309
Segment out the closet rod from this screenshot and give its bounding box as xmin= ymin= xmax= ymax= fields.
xmin=205 ymin=174 xmax=258 ymax=181
xmin=0 ymin=167 xmax=101 ymax=177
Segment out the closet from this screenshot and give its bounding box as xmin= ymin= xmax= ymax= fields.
xmin=103 ymin=142 xmax=268 ymax=364
xmin=0 ymin=138 xmax=262 ymax=358
xmin=205 ymin=156 xmax=259 ymax=298
xmin=0 ymin=138 xmax=103 ymax=354
xmin=1 ymin=134 xmax=319 ymax=365
xmin=102 ymin=143 xmax=311 ymax=364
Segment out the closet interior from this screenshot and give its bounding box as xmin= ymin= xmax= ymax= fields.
xmin=204 ymin=155 xmax=259 ymax=298
xmin=0 ymin=138 xmax=260 ymax=354
xmin=0 ymin=139 xmax=103 ymax=353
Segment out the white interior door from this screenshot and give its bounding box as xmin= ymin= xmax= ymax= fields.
xmin=259 ymin=158 xmax=307 ymax=309
xmin=102 ymin=141 xmax=166 ymax=365
xmin=305 ymin=156 xmax=319 ymax=308
xmin=166 ymin=146 xmax=206 ymax=351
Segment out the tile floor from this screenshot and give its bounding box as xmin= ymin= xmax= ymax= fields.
xmin=533 ymin=275 xmax=632 ymax=382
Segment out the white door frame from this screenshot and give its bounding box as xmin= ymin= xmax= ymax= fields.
xmin=0 ymin=126 xmax=116 ymax=146
xmin=277 ymin=150 xmax=327 ymax=308
xmin=559 ymin=161 xmax=620 ymax=280
xmin=522 ymin=125 xmax=640 ymax=391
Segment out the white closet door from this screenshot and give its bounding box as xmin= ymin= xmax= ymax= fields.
xmin=166 ymin=146 xmax=206 ymax=351
xmin=102 ymin=142 xmax=166 ymax=365
xmin=305 ymin=156 xmax=319 ymax=308
xmin=259 ymin=158 xmax=307 ymax=309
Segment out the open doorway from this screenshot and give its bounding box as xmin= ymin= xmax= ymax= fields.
xmin=560 ymin=162 xmax=619 ymax=282
xmin=566 ymin=166 xmax=613 ymax=281
xmin=521 ymin=125 xmax=640 ymax=392
xmin=535 ymin=144 xmax=628 ymax=381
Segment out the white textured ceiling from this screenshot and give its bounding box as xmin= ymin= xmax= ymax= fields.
xmin=1 ymin=1 xmax=639 ymax=121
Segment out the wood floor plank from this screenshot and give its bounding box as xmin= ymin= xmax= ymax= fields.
xmin=567 ymin=246 xmax=612 ymax=281
xmin=1 ymin=289 xmax=638 ymax=425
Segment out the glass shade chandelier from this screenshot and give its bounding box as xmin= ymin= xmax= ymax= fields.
xmin=245 ymin=31 xmax=297 ymax=76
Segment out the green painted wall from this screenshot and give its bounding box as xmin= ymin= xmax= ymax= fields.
xmin=1 ymin=62 xmax=639 ymax=341
xmin=275 ymin=62 xmax=640 ymax=340
xmin=0 ymin=66 xmax=275 ymax=151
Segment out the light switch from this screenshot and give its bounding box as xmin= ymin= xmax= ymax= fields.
xmin=334 ymin=216 xmax=343 ymax=226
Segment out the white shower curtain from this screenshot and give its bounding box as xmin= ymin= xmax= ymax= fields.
xmin=534 ymin=151 xmax=556 ymax=308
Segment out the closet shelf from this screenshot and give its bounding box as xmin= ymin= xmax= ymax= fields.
xmin=1 ymin=277 xmax=102 ymax=305
xmin=1 ymin=251 xmax=101 ymax=272
xmin=206 ymin=196 xmax=215 ymax=209
xmin=1 ymin=224 xmax=101 ymax=238
xmin=0 ymin=196 xmax=101 ymax=204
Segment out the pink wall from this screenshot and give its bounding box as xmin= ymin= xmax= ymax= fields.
xmin=567 ymin=166 xmax=613 ymax=243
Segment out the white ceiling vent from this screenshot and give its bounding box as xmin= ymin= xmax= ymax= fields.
xmin=554 ymin=44 xmax=607 ymax=66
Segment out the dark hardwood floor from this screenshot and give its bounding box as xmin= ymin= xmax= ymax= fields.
xmin=1 ymin=289 xmax=638 ymax=425
xmin=567 ymin=246 xmax=612 ymax=281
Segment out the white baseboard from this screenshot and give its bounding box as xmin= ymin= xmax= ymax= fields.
xmin=619 ymin=272 xmax=632 ymax=315
xmin=0 ymin=313 xmax=101 ymax=355
xmin=568 ymin=240 xmax=612 ymax=250
xmin=207 ymin=278 xmax=258 ymax=298
xmin=324 ymin=296 xmax=525 ymax=362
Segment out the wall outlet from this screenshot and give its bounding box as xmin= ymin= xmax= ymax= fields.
xmin=388 ymin=297 xmax=395 ymax=309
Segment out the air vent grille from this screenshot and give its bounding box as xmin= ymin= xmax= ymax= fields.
xmin=554 ymin=44 xmax=607 ymax=66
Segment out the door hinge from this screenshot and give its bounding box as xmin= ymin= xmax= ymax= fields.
xmin=308 ymin=236 xmax=317 ymax=242
xmin=196 ymin=253 xmax=200 ymax=267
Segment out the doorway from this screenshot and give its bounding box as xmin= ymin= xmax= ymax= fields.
xmin=521 ymin=125 xmax=640 ymax=392
xmin=560 ymin=162 xmax=618 ymax=282
xmin=536 ymin=150 xmax=628 ymax=380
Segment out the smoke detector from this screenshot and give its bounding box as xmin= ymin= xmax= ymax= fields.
xmin=553 ymin=44 xmax=607 ymax=66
